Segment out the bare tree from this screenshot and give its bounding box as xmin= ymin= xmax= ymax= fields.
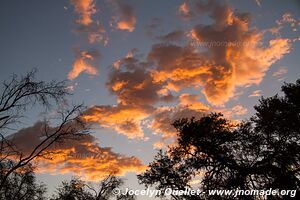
xmin=0 ymin=69 xmax=90 ymax=191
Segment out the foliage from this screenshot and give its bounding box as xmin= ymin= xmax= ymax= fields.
xmin=138 ymin=80 xmax=300 ymax=199
xmin=0 ymin=161 xmax=46 ymax=200
xmin=51 ymin=175 xmax=135 ymax=200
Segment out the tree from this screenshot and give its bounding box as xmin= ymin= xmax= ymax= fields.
xmin=0 ymin=162 xmax=46 ymax=200
xmin=0 ymin=70 xmax=90 ymax=192
xmin=138 ymin=80 xmax=300 ymax=200
xmin=50 ymin=177 xmax=94 ymax=200
xmin=51 ymin=175 xmax=135 ymax=200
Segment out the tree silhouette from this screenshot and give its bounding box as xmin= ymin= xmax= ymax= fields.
xmin=0 ymin=70 xmax=90 ymax=193
xmin=0 ymin=162 xmax=46 ymax=200
xmin=50 ymin=177 xmax=94 ymax=200
xmin=51 ymin=175 xmax=135 ymax=200
xmin=138 ymin=80 xmax=300 ymax=200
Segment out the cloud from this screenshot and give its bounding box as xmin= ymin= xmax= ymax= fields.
xmin=68 ymin=1 xmax=291 ymax=141
xmin=8 ymin=122 xmax=146 ymax=181
xmin=68 ymin=49 xmax=100 ymax=80
xmin=149 ymin=106 xmax=207 ymax=140
xmin=149 ymin=93 xmax=209 ymax=141
xmin=69 ymin=0 xmax=107 ymax=79
xmin=108 ymin=56 xmax=174 ymax=106
xmin=150 ymin=102 xmax=247 ymax=147
xmin=276 ymin=12 xmax=297 ymax=26
xmin=276 ymin=12 xmax=300 ymax=32
xmin=153 ymin=141 xmax=166 ymax=149
xmin=229 ymin=105 xmax=248 ymax=116
xmin=149 ymin=2 xmax=290 ymax=105
xmin=272 ymin=66 xmax=288 ymax=78
xmin=157 ymin=30 xmax=186 ymax=42
xmin=255 ymin=0 xmax=261 ymax=7
xmin=82 ymin=105 xmax=151 ymax=139
xmin=109 ymin=1 xmax=137 ymax=32
xmin=76 ymin=22 xmax=108 ymax=45
xmin=144 ymin=17 xmax=163 ymax=37
xmin=179 ymin=93 xmax=209 ymax=111
xmin=249 ymin=90 xmax=262 ymax=97
xmin=81 ymin=51 xmax=175 ymax=139
xmin=191 ymin=27 xmax=289 ymax=104
xmin=178 ymin=2 xmax=194 ymax=19
xmin=178 ymin=0 xmax=223 ymax=21
xmin=70 ymin=0 xmax=96 ymax=26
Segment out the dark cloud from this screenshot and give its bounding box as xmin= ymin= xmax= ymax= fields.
xmin=157 ymin=30 xmax=186 ymax=42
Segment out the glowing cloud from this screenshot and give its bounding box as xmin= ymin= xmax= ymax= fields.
xmin=149 ymin=1 xmax=291 ymax=105
xmin=178 ymin=2 xmax=193 ymax=19
xmin=179 ymin=93 xmax=209 ymax=111
xmin=110 ymin=1 xmax=137 ymax=32
xmin=69 ymin=0 xmax=107 ymax=79
xmin=150 ymin=106 xmax=207 ymax=139
xmin=8 ymin=122 xmax=146 ymax=181
xmin=249 ymin=90 xmax=262 ymax=97
xmin=71 ymin=1 xmax=292 ymax=141
xmin=82 ymin=105 xmax=151 ymax=139
xmin=71 ymin=0 xmax=96 ymax=26
xmin=68 ymin=49 xmax=100 ymax=80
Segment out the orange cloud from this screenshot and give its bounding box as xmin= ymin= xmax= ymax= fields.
xmin=70 ymin=0 xmax=107 ymax=82
xmin=82 ymin=105 xmax=151 ymax=139
xmin=36 ymin=139 xmax=146 ymax=181
xmin=153 ymin=141 xmax=166 ymax=149
xmin=149 ymin=106 xmax=207 ymax=140
xmin=79 ymin=51 xmax=175 ymax=139
xmin=71 ymin=0 xmax=96 ymax=26
xmin=108 ymin=53 xmax=175 ymax=106
xmin=149 ymin=2 xmax=290 ymax=105
xmin=178 ymin=2 xmax=193 ymax=19
xmin=229 ymin=105 xmax=248 ymax=116
xmin=67 ymin=1 xmax=292 ymax=142
xmin=110 ymin=1 xmax=136 ymax=32
xmin=249 ymin=90 xmax=262 ymax=97
xmin=8 ymin=122 xmax=146 ymax=181
xmin=179 ymin=93 xmax=210 ymax=111
xmin=68 ymin=49 xmax=100 ymax=80
xmin=150 ymin=102 xmax=248 ymax=148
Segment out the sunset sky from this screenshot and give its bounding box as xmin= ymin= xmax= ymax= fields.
xmin=0 ymin=0 xmax=300 ymax=198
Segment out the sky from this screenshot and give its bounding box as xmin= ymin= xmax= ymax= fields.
xmin=0 ymin=0 xmax=300 ymax=199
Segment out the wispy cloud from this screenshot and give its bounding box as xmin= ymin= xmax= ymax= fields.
xmin=255 ymin=0 xmax=261 ymax=7
xmin=249 ymin=90 xmax=262 ymax=97
xmin=272 ymin=66 xmax=288 ymax=78
xmin=68 ymin=0 xmax=107 ymax=80
xmin=178 ymin=2 xmax=193 ymax=19
xmin=68 ymin=49 xmax=100 ymax=80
